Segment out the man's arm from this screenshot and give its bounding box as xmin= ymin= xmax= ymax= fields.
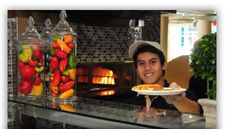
xmin=163 ymin=94 xmax=201 ymax=115
xmin=162 ymin=82 xmax=201 ymax=115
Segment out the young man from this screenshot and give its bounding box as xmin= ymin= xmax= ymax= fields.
xmin=128 ymin=40 xmax=201 ymax=115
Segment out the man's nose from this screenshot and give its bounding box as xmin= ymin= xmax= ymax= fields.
xmin=144 ymin=63 xmax=151 ymax=70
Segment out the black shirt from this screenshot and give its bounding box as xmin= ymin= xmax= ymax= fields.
xmin=188 ymin=76 xmax=208 ymax=99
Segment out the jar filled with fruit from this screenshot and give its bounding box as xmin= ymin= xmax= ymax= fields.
xmin=16 ymin=16 xmax=46 ymax=99
xmin=47 ymin=10 xmax=77 ymax=102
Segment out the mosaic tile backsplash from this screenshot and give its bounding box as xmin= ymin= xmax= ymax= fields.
xmin=77 ymin=25 xmax=131 ymax=63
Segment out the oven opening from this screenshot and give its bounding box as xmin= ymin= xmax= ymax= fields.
xmin=76 ymin=63 xmax=136 ymax=97
xmin=77 ymin=66 xmax=117 ymax=86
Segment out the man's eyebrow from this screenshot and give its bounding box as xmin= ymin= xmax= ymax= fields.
xmin=137 ymin=57 xmax=158 ymax=62
xmin=137 ymin=60 xmax=144 ymax=62
xmin=150 ymin=57 xmax=158 ymax=60
xmin=148 ymin=57 xmax=159 ymax=61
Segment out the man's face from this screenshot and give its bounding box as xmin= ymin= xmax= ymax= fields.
xmin=136 ymin=51 xmax=166 ymax=84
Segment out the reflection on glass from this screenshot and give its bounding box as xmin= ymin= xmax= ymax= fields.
xmin=49 ymin=102 xmax=76 ymax=112
xmin=136 ymin=107 xmax=166 ymax=123
xmin=59 ymin=104 xmax=75 ymax=112
xmin=144 ymin=95 xmax=158 ymax=113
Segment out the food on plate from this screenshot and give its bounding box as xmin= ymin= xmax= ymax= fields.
xmin=132 ymin=83 xmax=186 ymax=96
xmin=132 ymin=84 xmax=163 ymax=91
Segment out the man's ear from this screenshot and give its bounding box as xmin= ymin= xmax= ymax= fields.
xmin=162 ymin=62 xmax=167 ymax=70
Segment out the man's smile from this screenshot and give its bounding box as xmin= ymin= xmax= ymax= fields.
xmin=144 ymin=73 xmax=153 ymax=77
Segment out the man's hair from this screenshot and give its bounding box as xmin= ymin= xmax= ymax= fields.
xmin=133 ymin=45 xmax=166 ymax=75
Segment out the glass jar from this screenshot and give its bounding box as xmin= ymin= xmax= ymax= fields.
xmin=16 ymin=16 xmax=46 ymax=99
xmin=41 ymin=18 xmax=53 ymax=94
xmin=47 ymin=10 xmax=77 ymax=102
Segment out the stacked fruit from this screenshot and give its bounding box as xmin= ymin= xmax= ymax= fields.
xmin=18 ymin=45 xmax=44 ymax=96
xmin=49 ymin=34 xmax=76 ymax=99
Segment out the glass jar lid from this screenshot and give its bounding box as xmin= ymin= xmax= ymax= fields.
xmin=53 ymin=10 xmax=74 ymax=34
xmin=41 ymin=18 xmax=53 ymax=39
xmin=20 ymin=16 xmax=41 ymax=42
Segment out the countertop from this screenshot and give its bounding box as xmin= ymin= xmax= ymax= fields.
xmin=8 ymin=96 xmax=205 ymax=129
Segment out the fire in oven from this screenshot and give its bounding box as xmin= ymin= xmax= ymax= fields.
xmin=76 ymin=62 xmax=137 ymax=98
xmin=77 ymin=66 xmax=116 ymax=85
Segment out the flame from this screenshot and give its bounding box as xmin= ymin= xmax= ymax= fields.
xmin=99 ymin=90 xmax=116 ymax=96
xmin=92 ymin=67 xmax=115 ymax=85
xmin=77 ymin=67 xmax=115 ymax=85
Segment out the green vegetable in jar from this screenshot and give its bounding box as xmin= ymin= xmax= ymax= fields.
xmin=53 ymin=36 xmax=61 ymax=41
xmin=68 ymin=54 xmax=76 ymax=68
xmin=49 ymin=47 xmax=54 ymax=56
xmin=62 ymin=71 xmax=69 ymax=76
xmin=19 ymin=54 xmax=29 ymax=63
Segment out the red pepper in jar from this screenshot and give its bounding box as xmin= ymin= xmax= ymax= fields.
xmin=54 ymin=49 xmax=68 ymax=59
xmin=34 ymin=76 xmax=42 ymax=85
xmin=51 ymin=85 xmax=58 ymax=94
xmin=18 ymin=61 xmax=25 ymax=68
xmin=28 ymin=59 xmax=37 ymax=67
xmin=51 ymin=90 xmax=58 ymax=97
xmin=50 ymin=70 xmax=61 ymax=87
xmin=32 ymin=49 xmax=43 ymax=59
xmin=39 ymin=56 xmax=44 ymax=63
xmin=20 ymin=65 xmax=36 ymax=80
xmin=52 ymin=42 xmax=59 ymax=48
xmin=50 ymin=57 xmax=59 ymax=70
xmin=59 ymin=58 xmax=68 ymax=72
xmin=60 ymin=81 xmax=74 ymax=93
xmin=61 ymin=75 xmax=70 ymax=83
xmin=68 ymin=43 xmax=75 ymax=49
xmin=18 ymin=79 xmax=33 ymax=96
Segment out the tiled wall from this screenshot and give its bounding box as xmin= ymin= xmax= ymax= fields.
xmin=77 ymin=25 xmax=130 ymax=63
xmin=142 ymin=13 xmax=161 ymax=42
xmin=75 ymin=13 xmax=161 ymax=63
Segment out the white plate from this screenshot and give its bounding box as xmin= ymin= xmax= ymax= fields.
xmin=132 ymin=87 xmax=186 ymax=96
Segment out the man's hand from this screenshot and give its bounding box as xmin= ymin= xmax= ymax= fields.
xmin=162 ymin=82 xmax=186 ymax=105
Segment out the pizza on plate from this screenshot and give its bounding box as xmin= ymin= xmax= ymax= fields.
xmin=132 ymin=84 xmax=163 ymax=91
